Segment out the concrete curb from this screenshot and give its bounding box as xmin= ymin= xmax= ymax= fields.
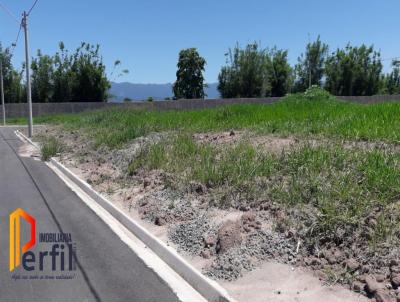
xmin=15 ymin=130 xmax=235 ymax=302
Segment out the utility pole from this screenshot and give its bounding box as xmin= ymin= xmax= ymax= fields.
xmin=308 ymin=33 xmax=312 ymax=88
xmin=0 ymin=58 xmax=5 ymax=126
xmin=22 ymin=11 xmax=33 ymax=137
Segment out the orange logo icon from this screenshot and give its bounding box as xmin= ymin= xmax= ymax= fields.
xmin=9 ymin=208 xmax=36 ymax=272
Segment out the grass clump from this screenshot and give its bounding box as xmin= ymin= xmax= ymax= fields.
xmin=39 ymin=136 xmax=63 ymax=161
xmin=129 ymin=135 xmax=276 ymax=188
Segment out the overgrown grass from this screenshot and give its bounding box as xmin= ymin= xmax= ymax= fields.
xmin=9 ymin=91 xmax=400 ymax=148
xmin=129 ymin=134 xmax=400 ymax=246
xmin=129 ymin=135 xmax=276 ymax=187
xmin=39 ymin=136 xmax=63 ymax=161
xmin=17 ymin=90 xmax=400 ymax=254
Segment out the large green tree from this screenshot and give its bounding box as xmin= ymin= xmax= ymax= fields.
xmin=0 ymin=43 xmax=24 ymax=103
xmin=31 ymin=42 xmax=110 ymax=102
xmin=381 ymin=61 xmax=400 ymax=95
xmin=31 ymin=50 xmax=54 ymax=103
xmin=52 ymin=42 xmax=73 ymax=103
xmin=218 ymin=43 xmax=292 ymax=98
xmin=266 ymin=48 xmax=293 ymax=97
xmin=173 ymin=48 xmax=206 ymax=99
xmin=69 ymin=43 xmax=110 ymax=102
xmin=324 ymin=44 xmax=382 ymax=96
xmin=294 ymin=36 xmax=329 ymax=92
xmin=218 ymin=43 xmax=267 ymax=98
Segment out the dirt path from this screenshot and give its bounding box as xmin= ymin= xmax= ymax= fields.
xmin=222 ymin=262 xmax=369 ymax=302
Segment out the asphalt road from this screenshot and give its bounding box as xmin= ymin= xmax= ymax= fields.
xmin=0 ymin=127 xmax=181 ymax=302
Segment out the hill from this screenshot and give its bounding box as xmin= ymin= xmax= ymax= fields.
xmin=109 ymin=82 xmax=219 ymax=102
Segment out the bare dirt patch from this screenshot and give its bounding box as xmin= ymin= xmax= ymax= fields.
xmin=18 ymin=142 xmax=41 ymax=159
xmin=222 ymin=262 xmax=369 ymax=302
xmin=193 ymin=130 xmax=298 ymax=154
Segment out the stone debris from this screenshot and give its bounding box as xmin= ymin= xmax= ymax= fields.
xmin=216 ymin=220 xmax=243 ymax=254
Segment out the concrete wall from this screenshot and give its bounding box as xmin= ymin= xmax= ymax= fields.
xmin=338 ymin=95 xmax=400 ymax=104
xmin=2 ymin=102 xmax=115 ymax=118
xmin=2 ymin=95 xmax=400 ymax=118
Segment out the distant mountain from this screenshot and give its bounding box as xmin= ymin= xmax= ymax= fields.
xmin=109 ymin=82 xmax=220 ymax=102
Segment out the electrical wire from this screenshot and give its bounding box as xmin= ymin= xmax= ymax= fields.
xmin=9 ymin=21 xmax=22 ymax=56
xmin=0 ymin=1 xmax=19 ymax=23
xmin=381 ymin=57 xmax=400 ymax=61
xmin=2 ymin=0 xmax=39 ymax=57
xmin=27 ymin=0 xmax=39 ymax=16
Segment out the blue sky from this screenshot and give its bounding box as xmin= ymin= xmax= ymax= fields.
xmin=0 ymin=0 xmax=399 ymax=83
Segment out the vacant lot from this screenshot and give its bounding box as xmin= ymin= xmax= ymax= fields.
xmin=32 ymin=88 xmax=400 ymax=302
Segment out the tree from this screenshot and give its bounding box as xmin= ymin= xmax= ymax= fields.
xmin=31 ymin=50 xmax=54 ymax=102
xmin=381 ymin=61 xmax=400 ymax=95
xmin=173 ymin=48 xmax=206 ymax=99
xmin=52 ymin=42 xmax=73 ymax=102
xmin=266 ymin=48 xmax=293 ymax=97
xmin=294 ymin=36 xmax=328 ymax=92
xmin=218 ymin=43 xmax=267 ymax=98
xmin=34 ymin=42 xmax=110 ymax=102
xmin=2 ymin=41 xmax=117 ymax=103
xmin=0 ymin=43 xmax=24 ymax=103
xmin=110 ymin=59 xmax=129 ymax=82
xmin=218 ymin=42 xmax=292 ymax=98
xmin=69 ymin=43 xmax=110 ymax=102
xmin=324 ymin=44 xmax=382 ymax=96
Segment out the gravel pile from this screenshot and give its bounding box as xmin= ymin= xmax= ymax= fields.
xmin=169 ymin=215 xmax=218 ymax=255
xmin=137 ymin=189 xmax=200 ymax=224
xmin=205 ymin=230 xmax=297 ymax=281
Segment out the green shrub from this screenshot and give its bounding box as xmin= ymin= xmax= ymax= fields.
xmin=40 ymin=136 xmax=63 ymax=161
xmin=304 ymin=85 xmax=333 ymax=100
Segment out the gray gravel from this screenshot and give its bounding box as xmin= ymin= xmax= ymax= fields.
xmin=169 ymin=215 xmax=218 ymax=255
xmin=205 ymin=230 xmax=297 ymax=281
xmin=168 ymin=213 xmax=297 ymax=281
xmin=137 ymin=189 xmax=200 ymax=224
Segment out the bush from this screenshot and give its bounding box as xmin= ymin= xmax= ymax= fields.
xmin=40 ymin=136 xmax=63 ymax=161
xmin=304 ymin=85 xmax=333 ymax=100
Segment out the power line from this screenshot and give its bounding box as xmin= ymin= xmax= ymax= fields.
xmin=8 ymin=0 xmax=39 ymax=56
xmin=27 ymin=0 xmax=39 ymax=16
xmin=0 ymin=1 xmax=19 ymax=23
xmin=0 ymin=1 xmax=37 ymax=134
xmin=382 ymin=57 xmax=400 ymax=62
xmin=9 ymin=21 xmax=23 ymax=56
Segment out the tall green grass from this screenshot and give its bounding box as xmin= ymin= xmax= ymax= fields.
xmin=12 ymin=92 xmax=400 ymax=148
xmin=129 ymin=134 xmax=400 ymax=246
xmin=39 ymin=136 xmax=63 ymax=161
xmin=20 ymin=90 xmax=400 ymax=247
xmin=129 ymin=135 xmax=276 ymax=187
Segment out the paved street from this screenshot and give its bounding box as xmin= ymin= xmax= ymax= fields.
xmin=0 ymin=127 xmax=181 ymax=302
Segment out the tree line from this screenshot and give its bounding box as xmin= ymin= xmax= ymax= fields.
xmin=0 ymin=42 xmax=114 ymax=103
xmin=175 ymin=37 xmax=400 ymax=99
xmin=1 ymin=37 xmax=400 ymax=103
